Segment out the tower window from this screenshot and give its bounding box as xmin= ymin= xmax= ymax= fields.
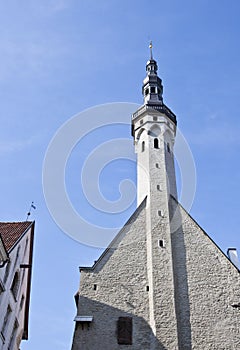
xmin=146 ymin=286 xmax=149 ymax=292
xmin=140 ymin=119 xmax=143 ymax=124
xmin=142 ymin=141 xmax=145 ymax=152
xmin=157 ymin=184 xmax=161 ymax=191
xmin=150 ymin=87 xmax=155 ymax=93
xmin=157 ymin=88 xmax=161 ymax=94
xmin=117 ymin=317 xmax=132 ymax=345
xmin=153 ymin=116 xmax=157 ymax=121
xmin=154 ymin=138 xmax=159 ymax=149
xmin=158 ymin=210 xmax=163 ymax=217
xmin=145 ymin=88 xmax=149 ymax=95
xmin=156 ymin=163 xmax=159 ymax=168
xmin=167 ymin=143 xmax=170 ymax=152
xmin=93 ymin=284 xmax=97 ymax=290
xmin=158 ymin=240 xmax=165 ymax=248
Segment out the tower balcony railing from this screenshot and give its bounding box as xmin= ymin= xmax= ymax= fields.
xmin=132 ymin=103 xmax=177 ymax=125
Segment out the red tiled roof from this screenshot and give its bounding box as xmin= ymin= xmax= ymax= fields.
xmin=0 ymin=222 xmax=33 ymax=252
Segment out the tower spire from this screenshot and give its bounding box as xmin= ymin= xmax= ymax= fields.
xmin=142 ymin=44 xmax=163 ymax=106
xmin=149 ymin=41 xmax=153 ymax=59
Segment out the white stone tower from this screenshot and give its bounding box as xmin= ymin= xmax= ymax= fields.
xmin=71 ymin=46 xmax=240 ymax=350
xmin=131 ymin=44 xmax=179 ymax=346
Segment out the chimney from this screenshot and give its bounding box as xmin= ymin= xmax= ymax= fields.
xmin=227 ymin=248 xmax=239 ymax=269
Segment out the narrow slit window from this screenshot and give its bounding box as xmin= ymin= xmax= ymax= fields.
xmin=158 ymin=210 xmax=163 ymax=217
xmin=159 ymin=239 xmax=165 ymax=248
xmin=154 ymin=138 xmax=159 ymax=149
xmin=93 ymin=284 xmax=97 ymax=291
xmin=146 ymin=286 xmax=149 ymax=292
xmin=167 ymin=143 xmax=170 ymax=152
xmin=140 ymin=119 xmax=143 ymax=124
xmin=142 ymin=141 xmax=145 ymax=152
xmin=157 ymin=185 xmax=161 ymax=191
xmin=156 ymin=163 xmax=159 ymax=168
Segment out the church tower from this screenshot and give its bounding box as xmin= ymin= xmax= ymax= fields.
xmin=131 ymin=44 xmax=179 ymax=346
xmin=71 ymin=46 xmax=240 ymax=350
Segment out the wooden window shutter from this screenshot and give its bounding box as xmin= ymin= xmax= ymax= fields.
xmin=117 ymin=317 xmax=132 ymax=345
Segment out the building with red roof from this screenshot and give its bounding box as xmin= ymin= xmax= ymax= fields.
xmin=0 ymin=221 xmax=34 ymax=349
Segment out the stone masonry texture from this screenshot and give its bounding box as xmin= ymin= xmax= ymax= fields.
xmin=71 ymin=196 xmax=240 ymax=349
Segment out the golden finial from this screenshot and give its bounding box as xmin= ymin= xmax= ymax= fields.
xmin=149 ymin=41 xmax=153 ymax=59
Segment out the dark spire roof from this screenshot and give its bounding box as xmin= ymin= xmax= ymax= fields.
xmin=142 ymin=42 xmax=163 ymax=106
xmin=131 ymin=44 xmax=177 ymax=131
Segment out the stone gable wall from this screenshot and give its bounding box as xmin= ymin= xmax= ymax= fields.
xmin=72 ymin=206 xmax=164 ymax=350
xmin=172 ymin=202 xmax=240 ymax=349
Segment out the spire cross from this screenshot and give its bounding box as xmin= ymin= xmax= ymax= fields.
xmin=149 ymin=41 xmax=153 ymax=59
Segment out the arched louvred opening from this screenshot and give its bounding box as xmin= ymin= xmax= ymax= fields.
xmin=142 ymin=141 xmax=145 ymax=152
xmin=154 ymin=138 xmax=159 ymax=149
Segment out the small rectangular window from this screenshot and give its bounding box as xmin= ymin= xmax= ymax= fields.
xmin=158 ymin=240 xmax=165 ymax=248
xmin=153 ymin=116 xmax=157 ymax=121
xmin=117 ymin=317 xmax=132 ymax=345
xmin=150 ymin=87 xmax=155 ymax=93
xmin=140 ymin=119 xmax=143 ymax=124
xmin=157 ymin=184 xmax=161 ymax=191
xmin=93 ymin=284 xmax=97 ymax=290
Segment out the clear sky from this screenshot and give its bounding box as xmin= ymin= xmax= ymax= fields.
xmin=1 ymin=1 xmax=240 ymax=349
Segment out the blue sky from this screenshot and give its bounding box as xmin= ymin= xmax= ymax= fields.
xmin=0 ymin=1 xmax=240 ymax=348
